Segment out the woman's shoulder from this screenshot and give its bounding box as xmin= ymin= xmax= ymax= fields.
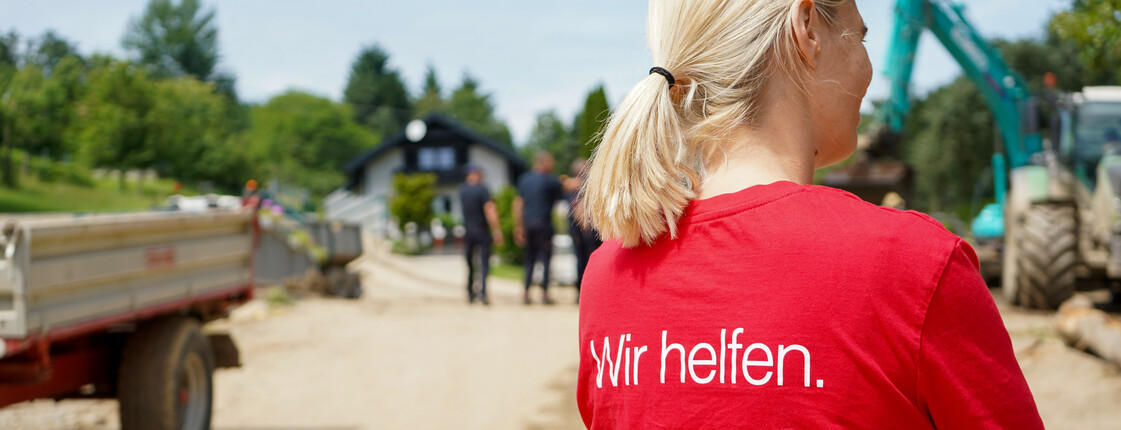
xmin=796 ymin=185 xmax=970 ymax=283
xmin=801 ymin=185 xmax=960 ymax=243
xmin=589 ymin=184 xmax=966 ymax=279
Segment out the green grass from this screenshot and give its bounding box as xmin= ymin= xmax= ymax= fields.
xmin=264 ymin=286 xmax=294 ymax=309
xmin=491 ymin=262 xmax=524 ymax=281
xmin=0 ymin=175 xmax=186 ymax=213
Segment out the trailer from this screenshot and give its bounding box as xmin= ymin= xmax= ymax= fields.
xmin=0 ymin=210 xmax=256 ymax=430
xmin=253 ymin=217 xmax=363 ymax=299
xmin=305 ymin=219 xmax=363 ymax=298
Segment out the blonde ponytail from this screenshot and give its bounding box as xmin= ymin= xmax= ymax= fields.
xmin=581 ymin=0 xmax=843 ymax=247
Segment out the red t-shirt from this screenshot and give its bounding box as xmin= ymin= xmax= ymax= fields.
xmin=577 ymin=181 xmax=1043 ymax=429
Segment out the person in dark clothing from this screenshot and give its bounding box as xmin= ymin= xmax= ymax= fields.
xmin=458 ymin=165 xmax=504 ymax=305
xmin=564 ymin=158 xmax=601 ymax=304
xmin=514 ymin=152 xmax=563 ymax=305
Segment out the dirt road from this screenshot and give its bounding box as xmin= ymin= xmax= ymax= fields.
xmin=208 ymin=252 xmax=584 ymax=430
xmin=998 ymin=291 xmax=1121 ymax=429
xmin=2 ymin=248 xmax=1121 ymax=429
xmin=0 ymin=249 xmax=583 ymax=430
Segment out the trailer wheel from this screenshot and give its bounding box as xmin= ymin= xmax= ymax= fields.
xmin=1015 ymin=204 xmax=1078 ymax=309
xmin=344 ymin=271 xmax=363 ymax=299
xmin=118 ymin=316 xmax=215 ymax=430
xmin=326 ymin=266 xmax=347 ymax=298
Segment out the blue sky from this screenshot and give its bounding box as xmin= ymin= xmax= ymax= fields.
xmin=0 ymin=0 xmax=1069 ymax=144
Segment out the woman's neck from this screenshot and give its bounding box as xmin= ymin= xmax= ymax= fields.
xmin=699 ymin=105 xmax=818 ymax=200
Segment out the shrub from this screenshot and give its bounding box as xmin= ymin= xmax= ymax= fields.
xmin=30 ymin=157 xmax=63 ymax=183
xmin=493 ymin=186 xmax=523 ymax=264
xmin=435 ymin=212 xmax=458 ymax=231
xmin=61 ymin=163 xmax=96 ymax=187
xmin=264 ymin=286 xmax=293 ymax=308
xmin=389 ymin=173 xmax=437 ymax=229
xmin=390 ymin=238 xmax=429 ymax=256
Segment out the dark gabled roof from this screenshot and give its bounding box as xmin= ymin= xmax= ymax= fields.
xmin=344 ymin=114 xmax=526 ymax=177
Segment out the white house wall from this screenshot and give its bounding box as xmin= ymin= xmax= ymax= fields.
xmin=363 ymin=147 xmax=403 ymax=200
xmin=468 ymin=145 xmax=511 ymax=194
xmin=436 ymin=146 xmax=511 ymax=222
xmin=357 ymin=145 xmax=516 ymax=226
xmin=436 ymin=185 xmax=461 ymax=222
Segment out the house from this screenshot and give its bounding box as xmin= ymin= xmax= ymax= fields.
xmin=337 ymin=114 xmax=527 ymax=229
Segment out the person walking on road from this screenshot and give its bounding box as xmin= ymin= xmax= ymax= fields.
xmin=458 ymin=165 xmax=503 ymax=305
xmin=576 ymin=0 xmax=1043 ymax=428
xmin=564 ymin=158 xmax=600 ymax=304
xmin=514 ymin=152 xmax=563 ymax=305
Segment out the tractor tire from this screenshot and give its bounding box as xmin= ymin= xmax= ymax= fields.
xmin=1015 ymin=204 xmax=1078 ymax=310
xmin=1002 ymin=214 xmax=1021 ymax=305
xmin=118 ymin=316 xmax=215 ymax=430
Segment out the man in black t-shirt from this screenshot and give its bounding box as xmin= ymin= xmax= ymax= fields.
xmin=514 ymin=152 xmax=563 ymax=305
xmin=458 ymin=165 xmax=503 ymax=305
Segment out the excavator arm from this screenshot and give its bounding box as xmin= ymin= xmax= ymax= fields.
xmin=877 ymin=0 xmax=1043 ymax=211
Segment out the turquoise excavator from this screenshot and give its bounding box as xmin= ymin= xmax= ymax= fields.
xmin=877 ymin=0 xmax=1121 ymax=309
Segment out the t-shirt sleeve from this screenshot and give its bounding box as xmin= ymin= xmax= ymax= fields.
xmin=551 ymin=177 xmax=563 ymax=202
xmin=916 ymin=239 xmax=1044 ymax=429
xmin=516 ymin=175 xmax=527 ymax=197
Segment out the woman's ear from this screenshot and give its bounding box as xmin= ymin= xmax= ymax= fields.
xmin=789 ymin=0 xmax=821 ymax=68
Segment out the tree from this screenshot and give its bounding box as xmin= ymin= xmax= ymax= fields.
xmin=122 ymin=0 xmax=219 ymax=81
xmin=574 ymin=84 xmax=610 ymax=159
xmin=14 ymin=57 xmax=86 ymax=160
xmin=147 ymin=77 xmax=247 ymax=188
xmin=27 ymin=31 xmax=81 ymax=75
xmin=414 ymin=65 xmax=445 ymax=118
xmin=343 ymin=45 xmax=412 ymax=137
xmin=993 ymin=37 xmax=1090 ymax=143
xmin=1048 ymin=0 xmax=1121 ymax=85
xmin=903 ymin=77 xmax=994 ymax=212
xmin=0 ymin=65 xmax=37 ymax=186
xmin=996 ymin=38 xmax=1087 ymax=93
xmin=0 ymin=66 xmax=47 ymax=155
xmin=0 ymin=57 xmax=84 ymax=186
xmin=901 ymin=35 xmax=1095 ymax=214
xmin=389 ymin=173 xmax=437 ymax=229
xmin=524 ymin=110 xmax=577 ymax=174
xmin=0 ymin=31 xmax=20 ymax=68
xmin=241 ymin=91 xmax=379 ymax=196
xmin=210 ymin=70 xmax=241 ymax=105
xmin=446 ymin=73 xmax=512 ymax=148
xmin=0 ymin=33 xmax=85 ymax=187
xmin=69 ymin=61 xmax=156 ymax=188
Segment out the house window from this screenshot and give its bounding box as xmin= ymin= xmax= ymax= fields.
xmin=418 ymin=147 xmax=456 ymax=171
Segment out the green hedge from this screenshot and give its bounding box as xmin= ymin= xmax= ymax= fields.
xmin=494 ymin=186 xmax=523 ymax=264
xmin=21 ymin=152 xmax=95 ymax=187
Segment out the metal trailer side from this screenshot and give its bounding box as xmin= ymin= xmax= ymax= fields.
xmin=253 ymin=227 xmax=316 ymax=286
xmin=253 ymin=219 xmax=363 ymax=298
xmin=0 ymin=211 xmax=254 ymax=341
xmin=0 ymin=211 xmax=255 ymax=427
xmin=306 ymin=220 xmax=364 ymax=298
xmin=305 ymin=220 xmax=363 ymax=266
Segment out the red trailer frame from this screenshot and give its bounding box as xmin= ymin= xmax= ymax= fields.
xmin=0 ymin=214 xmax=259 ymax=410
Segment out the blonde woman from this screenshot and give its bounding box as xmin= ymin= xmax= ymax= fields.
xmin=576 ymin=0 xmax=1043 ymax=428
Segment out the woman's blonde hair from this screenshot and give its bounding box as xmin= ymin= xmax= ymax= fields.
xmin=581 ymin=0 xmax=844 ymax=247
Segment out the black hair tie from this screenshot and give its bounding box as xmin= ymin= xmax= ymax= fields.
xmin=649 ymin=67 xmax=675 ymax=89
